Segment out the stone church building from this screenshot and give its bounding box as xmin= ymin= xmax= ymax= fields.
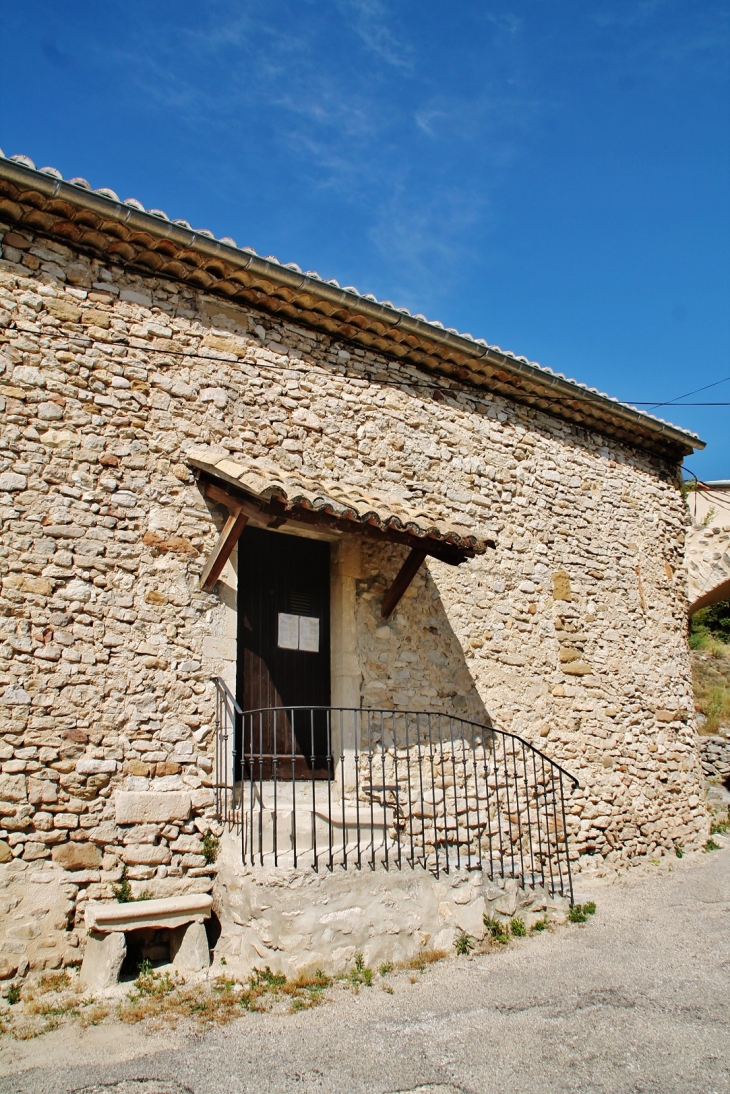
xmin=0 ymin=152 xmax=708 ymax=981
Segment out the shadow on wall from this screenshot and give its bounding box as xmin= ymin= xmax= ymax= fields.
xmin=356 ymin=540 xmax=493 ymax=729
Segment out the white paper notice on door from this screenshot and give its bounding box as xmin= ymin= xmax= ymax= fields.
xmin=277 ymin=613 xmax=299 ymax=650
xmin=298 ymin=615 xmax=320 ymax=653
xmin=277 ymin=613 xmax=320 ymax=652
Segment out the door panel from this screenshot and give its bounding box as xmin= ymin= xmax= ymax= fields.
xmin=237 ymin=526 xmax=331 ymax=778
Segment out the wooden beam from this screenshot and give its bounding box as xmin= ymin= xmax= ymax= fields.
xmin=199 ymin=507 xmax=249 ymax=591
xmin=381 ymin=549 xmax=427 ymax=619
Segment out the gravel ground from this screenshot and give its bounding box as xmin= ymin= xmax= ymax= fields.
xmin=1 ymin=843 xmax=729 ymax=1094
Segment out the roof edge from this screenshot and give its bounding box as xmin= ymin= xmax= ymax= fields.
xmin=0 ymin=153 xmax=705 ymax=458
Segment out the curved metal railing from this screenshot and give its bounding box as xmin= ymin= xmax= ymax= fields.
xmin=213 ymin=678 xmax=579 ymax=900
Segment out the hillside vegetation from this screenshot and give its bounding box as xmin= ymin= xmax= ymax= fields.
xmin=690 ymin=600 xmax=730 ymax=735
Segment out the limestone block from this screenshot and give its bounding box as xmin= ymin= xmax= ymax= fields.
xmin=0 ymin=958 xmax=18 ymax=980
xmin=0 ymin=840 xmax=12 ymax=863
xmin=122 ymin=844 xmax=172 ymax=866
xmin=51 ymin=842 xmax=102 ymax=870
xmin=562 ymin=661 xmax=592 ymax=676
xmin=76 ymin=758 xmax=117 ymax=775
xmin=170 ymin=920 xmax=210 ymax=971
xmin=202 ymin=636 xmax=237 ymax=660
xmin=0 ymin=774 xmax=27 ymax=802
xmin=0 ymin=472 xmax=26 ymax=492
xmin=115 ymin=791 xmax=191 ymax=825
xmin=452 ymin=895 xmax=486 ymax=939
xmin=80 ymin=931 xmax=126 ymax=990
xmin=492 ymin=890 xmax=518 ymax=917
xmin=552 ymin=570 xmax=572 ymax=600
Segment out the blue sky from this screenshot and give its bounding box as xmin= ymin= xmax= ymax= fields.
xmin=2 ymin=1 xmax=728 ymax=477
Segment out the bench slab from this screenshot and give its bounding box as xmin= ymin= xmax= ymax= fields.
xmin=85 ymin=893 xmax=213 ymax=932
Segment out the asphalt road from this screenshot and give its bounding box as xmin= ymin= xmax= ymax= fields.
xmin=1 ymin=843 xmax=729 ymax=1094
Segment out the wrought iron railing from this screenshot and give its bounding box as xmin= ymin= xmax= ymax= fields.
xmin=212 ymin=677 xmax=578 ymax=900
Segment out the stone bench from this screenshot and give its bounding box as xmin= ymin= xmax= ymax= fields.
xmin=80 ymin=894 xmax=213 ymax=990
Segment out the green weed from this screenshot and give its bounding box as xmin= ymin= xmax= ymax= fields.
xmin=509 ymin=917 xmax=526 ymax=938
xmin=483 ymin=914 xmax=509 ymax=944
xmin=569 ymin=902 xmax=597 ymax=923
xmin=531 ymin=917 xmax=549 ymax=932
xmin=704 ymin=838 xmax=721 ymax=852
xmin=202 ymin=830 xmax=220 ymax=864
xmin=454 ymin=930 xmax=474 ymax=956
xmin=349 ymin=953 xmax=373 ymax=986
xmin=111 ymin=866 xmax=133 ymax=903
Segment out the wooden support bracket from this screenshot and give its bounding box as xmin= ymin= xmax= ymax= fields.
xmin=381 ymin=548 xmax=428 ymax=619
xmin=200 ymin=506 xmax=249 ymax=591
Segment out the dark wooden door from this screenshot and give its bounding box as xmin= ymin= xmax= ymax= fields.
xmin=237 ymin=526 xmax=331 ymax=778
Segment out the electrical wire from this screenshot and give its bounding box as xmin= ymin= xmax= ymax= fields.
xmin=646 ymin=374 xmax=730 ymax=411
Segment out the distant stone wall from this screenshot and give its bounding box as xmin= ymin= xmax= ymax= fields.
xmin=685 ymin=523 xmax=730 ymax=614
xmin=699 ymin=735 xmax=730 ymax=781
xmin=0 ymin=219 xmax=708 ymax=974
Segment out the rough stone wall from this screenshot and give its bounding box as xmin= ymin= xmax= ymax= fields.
xmin=699 ymin=734 xmax=730 ymax=782
xmin=214 ymin=832 xmax=569 ymax=979
xmin=0 ymin=221 xmax=707 ymax=972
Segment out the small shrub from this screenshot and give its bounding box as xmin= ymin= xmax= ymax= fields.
xmin=7 ymin=984 xmax=21 ymax=1005
xmin=454 ymin=930 xmax=474 ymax=956
xmin=704 ymin=838 xmax=721 ymax=852
xmin=674 ymin=843 xmax=684 ymax=858
xmin=509 ymin=917 xmax=526 ymax=938
xmin=483 ymin=914 xmax=509 ymax=944
xmin=531 ymin=916 xmax=549 ymax=932
xmin=349 ymin=953 xmax=374 ymax=986
xmin=111 ymin=866 xmax=133 ymax=903
xmin=583 ymin=901 xmax=597 ymax=916
xmin=710 ymin=817 xmax=729 ymax=835
xmin=378 ymin=962 xmax=393 ymax=977
xmin=568 ymin=905 xmax=588 ymax=923
xmin=202 ymin=830 xmax=220 ymax=864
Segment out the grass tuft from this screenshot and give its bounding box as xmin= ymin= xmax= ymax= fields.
xmin=569 ymin=902 xmax=597 ymax=923
xmin=483 ymin=914 xmax=509 ymax=944
xmin=454 ymin=930 xmax=474 ymax=956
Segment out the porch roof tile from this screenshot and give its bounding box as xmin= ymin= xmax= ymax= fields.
xmin=188 ymin=448 xmax=488 ymax=556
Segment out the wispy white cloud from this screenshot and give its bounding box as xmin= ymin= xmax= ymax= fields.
xmin=87 ymin=0 xmax=542 ymax=304
xmin=334 ymin=0 xmax=415 ymax=70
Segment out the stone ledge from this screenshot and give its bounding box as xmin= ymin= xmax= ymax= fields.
xmin=84 ymin=893 xmax=212 ymax=933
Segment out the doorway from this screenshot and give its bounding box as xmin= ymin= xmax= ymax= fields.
xmin=237 ymin=526 xmax=331 ymax=778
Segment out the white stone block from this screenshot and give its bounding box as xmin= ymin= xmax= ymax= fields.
xmin=171 ymin=920 xmax=210 ymax=971
xmin=80 ymin=931 xmax=126 ymax=990
xmin=115 ymin=791 xmax=192 ymax=824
